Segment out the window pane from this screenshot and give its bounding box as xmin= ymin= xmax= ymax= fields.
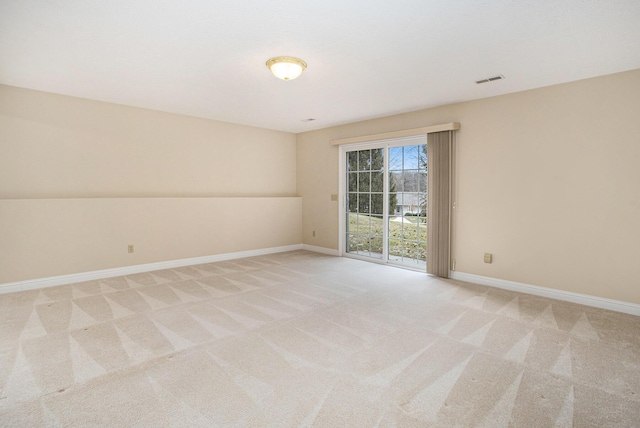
xmin=370 ymin=236 xmax=383 ymax=259
xmin=389 ymin=192 xmax=399 ymax=215
xmin=370 ymin=215 xmax=383 ymax=235
xmin=371 ymin=148 xmax=384 ymax=171
xmin=389 ymin=217 xmax=402 ymax=240
xmin=358 ymin=194 xmax=370 ymax=214
xmin=389 ymin=171 xmax=398 ymax=195
xmin=396 ymin=193 xmax=408 ymax=216
xmin=418 ymin=172 xmax=427 ymax=193
xmin=371 ymin=172 xmax=383 ymax=192
xmin=371 ymin=193 xmax=383 ymax=215
xmin=389 ymin=147 xmax=403 ymax=171
xmin=347 ymin=151 xmax=358 ymax=171
xmin=402 ymin=170 xmax=419 ymax=192
xmin=389 ymin=239 xmax=402 ymax=259
xmin=355 ymin=234 xmax=368 ymax=254
xmin=407 ymin=192 xmax=420 ymax=214
xmin=418 ymin=211 xmax=427 ymax=222
xmin=358 ymin=172 xmax=370 ymax=192
xmin=358 ymin=150 xmax=371 ymax=171
xmin=355 ymin=214 xmax=366 ymax=235
xmin=404 ymin=145 xmax=420 ymax=170
xmin=393 ymin=172 xmax=404 ymax=192
xmin=347 ymin=193 xmax=358 ymax=213
xmin=347 ymin=213 xmax=358 ymax=233
xmin=348 ymin=173 xmax=358 ymax=192
xmin=419 ymin=144 xmax=427 ymax=171
xmin=403 ymin=241 xmax=415 ymax=261
xmin=347 ymin=234 xmax=358 ymax=252
xmin=404 ymin=217 xmax=419 ymax=240
xmin=417 ymin=221 xmax=427 ymax=243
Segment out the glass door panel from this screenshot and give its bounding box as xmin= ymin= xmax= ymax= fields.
xmin=346 ymin=148 xmax=384 ymax=260
xmin=387 ymin=144 xmax=427 ymax=267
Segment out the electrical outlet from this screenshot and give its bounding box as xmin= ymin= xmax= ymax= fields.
xmin=312 ymin=230 xmax=316 ymax=237
xmin=484 ymin=253 xmax=492 ymax=263
xmin=330 ymin=194 xmax=338 ymax=201
xmin=128 ymin=245 xmax=134 ymax=253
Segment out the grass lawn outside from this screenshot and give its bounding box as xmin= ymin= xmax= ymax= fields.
xmin=347 ymin=213 xmax=426 ymax=264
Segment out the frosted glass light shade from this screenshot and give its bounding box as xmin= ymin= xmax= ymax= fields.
xmin=266 ymin=56 xmax=307 ymax=81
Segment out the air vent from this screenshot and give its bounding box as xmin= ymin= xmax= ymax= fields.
xmin=301 ymin=118 xmax=316 ymax=122
xmin=475 ymin=75 xmax=505 ymax=84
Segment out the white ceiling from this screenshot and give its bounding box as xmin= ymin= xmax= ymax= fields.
xmin=1 ymin=1 xmax=639 ymax=133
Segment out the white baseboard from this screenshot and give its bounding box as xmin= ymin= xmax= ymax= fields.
xmin=301 ymin=244 xmax=341 ymax=257
xmin=0 ymin=244 xmax=303 ymax=295
xmin=450 ymin=271 xmax=640 ymax=316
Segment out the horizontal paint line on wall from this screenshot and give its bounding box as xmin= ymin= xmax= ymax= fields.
xmin=0 ymin=244 xmax=304 ymax=295
xmin=450 ymin=271 xmax=640 ymax=317
xmin=0 ymin=195 xmax=301 ymax=200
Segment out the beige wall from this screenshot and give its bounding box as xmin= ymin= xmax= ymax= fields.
xmin=0 ymin=85 xmax=296 ymax=198
xmin=1 ymin=85 xmax=300 ymax=283
xmin=297 ymin=69 xmax=640 ymax=304
xmin=0 ymin=198 xmax=301 ymax=283
xmin=4 ymin=69 xmax=640 ymax=304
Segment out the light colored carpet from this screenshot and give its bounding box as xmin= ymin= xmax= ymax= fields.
xmin=1 ymin=250 xmax=639 ymax=427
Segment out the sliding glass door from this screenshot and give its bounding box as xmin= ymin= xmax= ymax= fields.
xmin=343 ymin=137 xmax=427 ymax=269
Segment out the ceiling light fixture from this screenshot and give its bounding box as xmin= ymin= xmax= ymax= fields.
xmin=266 ymin=56 xmax=307 ymax=81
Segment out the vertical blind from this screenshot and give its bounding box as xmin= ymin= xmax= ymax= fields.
xmin=426 ymin=131 xmax=452 ymax=278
